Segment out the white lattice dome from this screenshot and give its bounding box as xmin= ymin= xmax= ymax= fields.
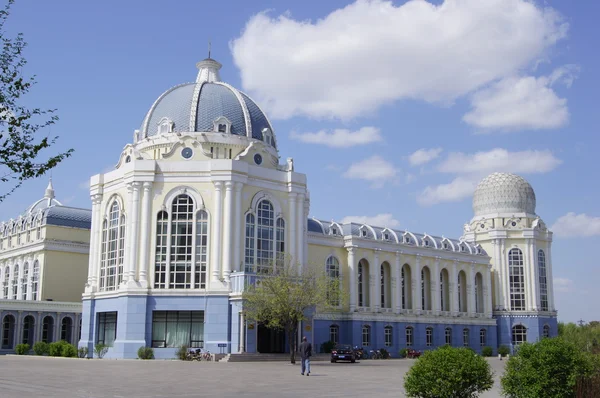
xmin=472 ymin=172 xmax=536 ymax=217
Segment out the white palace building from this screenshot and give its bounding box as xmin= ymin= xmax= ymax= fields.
xmin=72 ymin=57 xmax=558 ymax=359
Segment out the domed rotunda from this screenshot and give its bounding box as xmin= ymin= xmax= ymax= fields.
xmin=472 ymin=172 xmax=536 ymax=217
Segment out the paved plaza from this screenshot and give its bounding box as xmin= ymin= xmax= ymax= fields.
xmin=0 ymin=355 xmax=507 ymax=397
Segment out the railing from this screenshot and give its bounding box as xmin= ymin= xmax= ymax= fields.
xmin=357 ymin=307 xmax=370 ymax=312
xmin=381 ymin=308 xmax=393 ymax=313
xmin=229 ymin=272 xmax=263 ymax=294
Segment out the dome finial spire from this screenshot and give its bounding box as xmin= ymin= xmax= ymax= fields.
xmin=208 ymin=40 xmax=211 ymax=59
xmin=44 ymin=177 xmax=55 ymax=200
xmin=196 ymin=52 xmax=221 ymax=83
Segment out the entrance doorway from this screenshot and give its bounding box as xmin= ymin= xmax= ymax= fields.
xmin=257 ymin=324 xmax=285 ymax=353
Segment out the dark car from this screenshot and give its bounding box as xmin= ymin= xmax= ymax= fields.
xmin=331 ymin=344 xmax=356 ymax=363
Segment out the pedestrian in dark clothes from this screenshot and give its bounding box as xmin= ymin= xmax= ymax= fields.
xmin=299 ymin=336 xmax=312 ymax=376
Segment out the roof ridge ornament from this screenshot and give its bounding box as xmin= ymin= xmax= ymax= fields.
xmin=44 ymin=178 xmax=55 ymax=200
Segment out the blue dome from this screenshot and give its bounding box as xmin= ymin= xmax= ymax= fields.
xmin=139 ymin=58 xmax=275 ymax=145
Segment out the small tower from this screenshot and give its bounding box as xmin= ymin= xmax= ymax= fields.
xmin=462 ymin=172 xmax=556 ymax=350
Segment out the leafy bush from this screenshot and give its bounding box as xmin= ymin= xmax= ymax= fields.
xmin=320 ymin=340 xmax=335 ymax=353
xmin=15 ymin=343 xmax=30 ymax=355
xmin=379 ymin=348 xmax=390 ymax=359
xmin=399 ymin=348 xmax=408 ymax=358
xmin=62 ymin=344 xmax=78 ymax=358
xmin=137 ymin=346 xmax=155 ymax=360
xmin=78 ymin=346 xmax=89 ymax=358
xmin=498 ymin=345 xmax=510 ymax=357
xmin=94 ymin=343 xmax=109 ymax=359
xmin=176 ymin=345 xmax=189 ymax=360
xmin=404 ymin=346 xmax=494 ymax=398
xmin=48 ymin=340 xmax=70 ymax=357
xmin=32 ymin=341 xmax=48 ymax=356
xmin=501 ymin=337 xmax=600 ymax=398
xmin=481 ymin=346 xmax=493 ymax=357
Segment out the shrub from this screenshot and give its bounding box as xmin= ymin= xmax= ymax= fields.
xmin=481 ymin=346 xmax=493 ymax=357
xmin=48 ymin=340 xmax=70 ymax=357
xmin=78 ymin=346 xmax=89 ymax=358
xmin=501 ymin=337 xmax=600 ymax=398
xmin=399 ymin=348 xmax=408 ymax=358
xmin=498 ymin=345 xmax=510 ymax=357
xmin=32 ymin=341 xmax=48 ymax=356
xmin=404 ymin=346 xmax=494 ymax=398
xmin=176 ymin=345 xmax=189 ymax=360
xmin=137 ymin=346 xmax=155 ymax=360
xmin=320 ymin=340 xmax=335 ymax=353
xmin=15 ymin=343 xmax=30 ymax=355
xmin=379 ymin=348 xmax=390 ymax=359
xmin=94 ymin=343 xmax=109 ymax=359
xmin=62 ymin=344 xmax=78 ymax=358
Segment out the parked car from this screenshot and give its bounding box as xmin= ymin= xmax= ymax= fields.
xmin=331 ymin=344 xmax=356 ymax=363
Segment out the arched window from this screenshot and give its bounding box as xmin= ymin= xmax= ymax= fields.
xmin=329 ymin=324 xmax=339 ymax=344
xmin=406 ymin=326 xmax=413 ymax=347
xmin=445 ymin=327 xmax=452 ymax=345
xmin=475 ymin=273 xmax=484 ymax=313
xmin=463 ymin=328 xmax=470 ymax=347
xmin=358 ymin=260 xmax=370 ymax=308
xmin=21 ymin=263 xmax=29 ymax=300
xmin=538 ymin=250 xmax=548 ymax=311
xmin=402 ymin=264 xmax=412 ymax=310
xmin=2 ymin=266 xmax=9 ymax=298
xmin=512 ymin=325 xmax=527 ymax=345
xmin=22 ymin=315 xmax=34 ymax=345
xmin=426 ymin=327 xmax=433 ymax=346
xmin=384 ymin=325 xmax=393 ymax=347
xmin=440 ymin=269 xmax=450 ymax=311
xmin=61 ymin=317 xmax=73 ymax=344
xmin=326 ymin=256 xmax=340 ymax=306
xmin=509 ymin=248 xmax=526 ymax=311
xmin=243 ymin=200 xmax=284 ymax=274
xmin=11 ymin=266 xmax=18 ymax=299
xmin=362 ymin=325 xmax=371 ymax=346
xmin=421 ymin=267 xmax=431 ymax=310
xmin=480 ymin=329 xmax=486 ymax=347
xmin=153 ymin=195 xmax=209 ymax=289
xmin=100 ymin=201 xmax=125 ymax=291
xmin=543 ymin=324 xmax=550 ymax=338
xmin=381 ymin=262 xmax=391 ymax=309
xmin=458 ymin=271 xmax=467 ymax=312
xmin=31 ymin=261 xmax=39 ymax=300
xmin=42 ymin=316 xmax=54 ymax=343
xmin=2 ymin=314 xmax=15 ymax=349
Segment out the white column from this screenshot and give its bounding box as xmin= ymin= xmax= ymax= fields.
xmin=239 ymin=312 xmax=245 ymax=352
xmin=523 ymin=239 xmax=532 ymax=311
xmin=493 ymin=239 xmax=502 ymax=310
xmin=288 ymin=193 xmax=297 ymax=264
xmin=433 ymin=257 xmax=441 ymax=315
xmin=485 ymin=266 xmax=493 ymax=317
xmin=16 ymin=262 xmax=22 ymax=300
xmin=128 ymin=182 xmax=141 ymax=284
xmin=413 ymin=255 xmax=422 ymax=313
xmin=26 ymin=260 xmax=33 ymax=300
xmin=451 ymin=260 xmax=459 ymax=316
xmin=347 ymin=246 xmax=357 ymax=311
xmin=86 ymin=197 xmax=98 ymax=288
xmin=371 ymin=249 xmax=380 ymax=312
xmin=296 ymin=194 xmax=304 ymax=269
xmin=546 ymin=242 xmax=555 ymax=311
xmin=122 ymin=183 xmax=134 ymax=286
xmin=211 ymin=182 xmax=223 ymax=282
xmin=530 ymin=239 xmax=539 ymax=311
xmin=394 ymin=252 xmax=402 ymax=314
xmin=138 ymin=182 xmax=153 ymax=287
xmin=222 ymin=182 xmax=234 ymax=282
xmin=233 ymin=183 xmax=243 ymax=272
xmin=501 ymin=240 xmax=510 ymax=310
xmin=468 ymin=263 xmax=476 ymax=317
xmin=90 ymin=195 xmax=103 ymax=290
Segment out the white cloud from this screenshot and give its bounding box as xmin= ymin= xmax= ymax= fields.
xmin=438 ymin=148 xmax=562 ymax=175
xmin=408 ymin=148 xmax=443 ymax=166
xmin=554 ymin=277 xmax=574 ymax=293
xmin=342 ymin=155 xmax=397 ymax=188
xmin=463 ymin=66 xmax=578 ymax=131
xmin=418 ymin=177 xmax=478 ymax=206
xmin=231 ymin=0 xmax=567 ymax=120
xmin=289 ymin=126 xmax=382 ymax=148
xmin=551 ymin=213 xmax=600 ymax=238
xmin=341 ymin=213 xmax=400 ymax=228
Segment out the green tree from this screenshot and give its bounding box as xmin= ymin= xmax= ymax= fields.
xmin=403 ymin=345 xmax=494 ymax=398
xmin=559 ymin=321 xmax=600 ymax=354
xmin=242 ymin=259 xmax=344 ymax=364
xmin=501 ymin=337 xmax=599 ymax=398
xmin=0 ymin=0 xmax=72 ymax=201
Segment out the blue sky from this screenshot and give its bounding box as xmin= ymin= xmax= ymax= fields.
xmin=1 ymin=0 xmax=599 ymax=323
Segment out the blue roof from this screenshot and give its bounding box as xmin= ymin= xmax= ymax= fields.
xmin=196 ymin=83 xmax=246 ymax=136
xmin=240 ymin=92 xmax=274 ymax=143
xmin=44 ymin=206 xmax=91 ymax=229
xmin=144 ymin=83 xmax=195 ymax=137
xmin=307 ymin=219 xmax=324 ymax=233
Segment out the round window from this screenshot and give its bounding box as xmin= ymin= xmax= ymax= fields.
xmin=181 ymin=147 xmax=193 ymax=159
xmin=254 ymin=153 xmax=263 ymax=165
xmin=511 ymin=221 xmax=517 ymax=227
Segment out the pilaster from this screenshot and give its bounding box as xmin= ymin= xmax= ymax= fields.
xmin=288 ymin=193 xmax=297 ymax=264
xmin=413 ymin=254 xmax=422 ymax=313
xmin=233 ymin=183 xmax=243 ymax=272
xmin=127 ymin=182 xmax=141 ymax=285
xmin=346 ymin=246 xmax=357 ymax=312
xmin=433 ymin=257 xmax=441 ymax=315
xmin=394 ymin=251 xmax=402 ymax=314
xmin=211 ymin=181 xmax=223 ymax=283
xmin=222 ymin=182 xmax=234 ymax=282
xmin=138 ymin=182 xmax=152 ymax=287
xmin=372 ymin=249 xmax=381 ymax=312
xmin=296 ymin=194 xmax=305 ymax=269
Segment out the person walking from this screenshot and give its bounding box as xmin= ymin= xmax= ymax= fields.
xmin=299 ymin=336 xmax=312 ymax=376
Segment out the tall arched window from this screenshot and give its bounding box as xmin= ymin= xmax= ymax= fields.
xmin=21 ymin=263 xmax=29 ymax=300
xmin=11 ymin=265 xmax=18 ymax=299
xmin=440 ymin=269 xmax=450 ymax=311
xmin=61 ymin=317 xmax=73 ymax=344
xmin=381 ymin=262 xmax=391 ymax=309
xmin=538 ymin=250 xmax=548 ymax=311
xmin=402 ymin=264 xmax=412 ymax=310
xmin=42 ymin=316 xmax=54 ymax=343
xmin=358 ymin=261 xmax=364 ymax=307
xmin=22 ymin=315 xmax=34 ymax=345
xmin=31 ymin=261 xmax=39 ymax=300
xmin=421 ymin=267 xmax=431 ymax=310
xmin=2 ymin=266 xmax=9 ymax=298
xmin=2 ymin=314 xmax=15 ymax=349
xmin=100 ymin=201 xmax=125 ymax=291
xmin=244 ymin=200 xmax=285 ymax=274
xmin=458 ymin=271 xmax=467 ymax=312
xmin=508 ymin=248 xmax=526 ymax=311
xmin=326 ymin=256 xmax=340 ymax=306
xmin=512 ymin=325 xmax=527 ymax=345
xmin=475 ymin=273 xmax=484 ymax=313
xmin=153 ymin=195 xmax=209 ymax=289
